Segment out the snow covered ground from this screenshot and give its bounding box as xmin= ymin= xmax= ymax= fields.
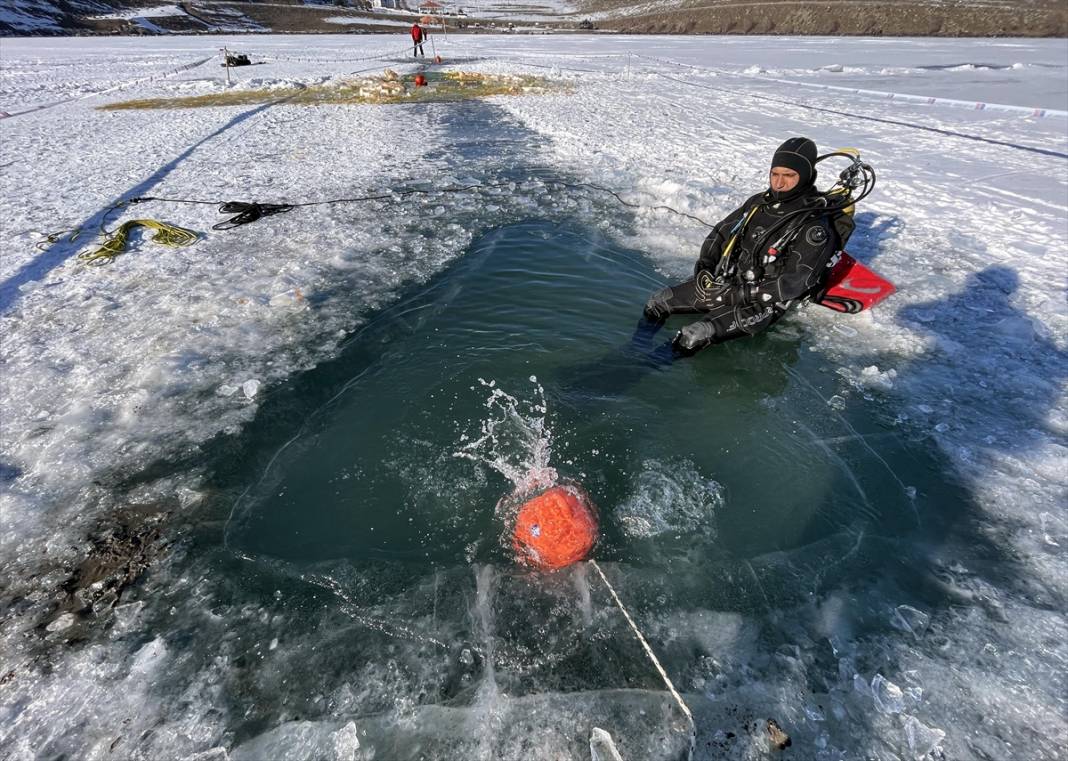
xmin=466 ymin=0 xmax=581 ymax=21
xmin=1 ymin=33 xmax=1066 ymax=760
xmin=0 ymin=0 xmax=76 ymax=33
xmin=323 ymin=14 xmax=417 ymax=26
xmin=90 ymin=4 xmax=190 ymax=19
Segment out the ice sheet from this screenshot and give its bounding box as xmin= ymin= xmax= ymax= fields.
xmin=0 ymin=33 xmax=1065 ymax=761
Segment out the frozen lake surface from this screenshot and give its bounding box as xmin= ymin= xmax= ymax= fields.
xmin=1 ymin=33 xmax=1066 ymax=761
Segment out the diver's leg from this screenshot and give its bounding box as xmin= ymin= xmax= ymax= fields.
xmin=643 ymin=278 xmax=703 ymax=321
xmin=638 ymin=279 xmax=704 ymax=360
xmin=673 ymin=301 xmax=792 ymax=355
xmin=672 ymin=313 xmax=728 ymax=355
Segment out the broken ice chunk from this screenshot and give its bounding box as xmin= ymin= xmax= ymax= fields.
xmin=188 ymin=749 xmax=229 ymax=761
xmin=332 ymin=721 xmax=360 ymax=760
xmin=130 ymin=636 xmax=168 ymax=675
xmin=903 ymin=714 xmax=946 ymax=759
xmin=242 ymin=379 xmax=261 ymax=399
xmin=890 ymin=605 xmax=930 ymax=637
xmin=804 ymin=703 xmax=826 ymax=722
xmin=46 ymin=612 xmax=77 ymax=632
xmin=860 ymin=365 xmax=896 ymax=390
xmin=590 ymin=727 xmax=624 ymax=761
xmin=1040 ymin=511 xmax=1063 ymax=546
xmin=837 ymin=656 xmax=854 ymax=683
xmin=871 ymin=674 xmax=906 ymax=714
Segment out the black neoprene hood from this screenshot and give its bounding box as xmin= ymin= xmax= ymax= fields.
xmin=771 ymin=137 xmax=818 ymax=188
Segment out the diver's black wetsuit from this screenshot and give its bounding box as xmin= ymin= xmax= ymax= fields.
xmin=644 ymin=185 xmax=839 ymax=353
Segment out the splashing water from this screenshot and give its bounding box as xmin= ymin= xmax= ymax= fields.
xmin=454 ymin=377 xmax=558 ymax=500
xmin=614 ymin=459 xmax=724 ymax=540
xmin=468 ymin=564 xmax=503 ymax=756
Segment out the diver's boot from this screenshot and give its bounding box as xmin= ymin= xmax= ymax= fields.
xmin=643 ymin=287 xmax=673 ymax=322
xmin=673 ymin=320 xmax=717 ymax=355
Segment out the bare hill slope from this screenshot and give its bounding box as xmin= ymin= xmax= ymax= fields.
xmin=585 ymin=0 xmax=1067 ymax=37
xmin=1 ymin=0 xmax=1064 ymax=36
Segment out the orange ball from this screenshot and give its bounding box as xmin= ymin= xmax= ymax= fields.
xmin=414 ymin=74 xmax=428 ymax=87
xmin=512 ymin=485 xmax=598 ymax=570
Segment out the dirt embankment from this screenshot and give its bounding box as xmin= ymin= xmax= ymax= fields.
xmin=592 ymin=0 xmax=1068 ymax=37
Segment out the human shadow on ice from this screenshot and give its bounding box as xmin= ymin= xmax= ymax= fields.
xmin=894 ymin=264 xmax=1067 ymax=601
xmin=847 ymin=210 xmax=904 ymax=265
xmin=722 ymin=264 xmax=1068 ymax=758
xmin=897 ymin=265 xmax=1067 ymax=437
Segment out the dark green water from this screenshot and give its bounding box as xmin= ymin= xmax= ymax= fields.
xmin=227 ymin=219 xmax=931 ymax=569
xmin=206 ymin=219 xmax=979 ymax=759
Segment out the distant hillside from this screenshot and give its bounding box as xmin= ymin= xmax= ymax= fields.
xmin=0 ymin=0 xmax=378 ymax=35
xmin=0 ymin=0 xmax=1064 ymax=36
xmin=587 ymin=0 xmax=1068 ymax=37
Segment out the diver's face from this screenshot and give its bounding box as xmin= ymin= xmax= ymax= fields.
xmin=769 ymin=167 xmax=800 ymax=193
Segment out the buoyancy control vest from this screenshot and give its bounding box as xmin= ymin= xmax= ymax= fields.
xmin=706 ymin=185 xmax=858 ymax=303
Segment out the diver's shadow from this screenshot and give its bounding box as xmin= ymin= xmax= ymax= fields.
xmin=897 ymin=264 xmax=1068 ymax=477
xmin=845 ymin=211 xmax=904 ymax=267
xmin=808 ymin=263 xmax=1068 ymax=616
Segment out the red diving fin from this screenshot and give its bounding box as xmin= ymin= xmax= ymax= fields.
xmin=816 ymin=252 xmax=896 ymax=314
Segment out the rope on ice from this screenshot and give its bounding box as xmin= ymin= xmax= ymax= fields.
xmin=253 ymin=43 xmax=428 ymax=65
xmin=0 ymin=56 xmax=214 ymax=120
xmin=631 ymin=52 xmax=1068 ymax=118
xmin=589 ymin=558 xmax=696 ymax=761
xmin=655 ymin=71 xmax=1068 ymax=160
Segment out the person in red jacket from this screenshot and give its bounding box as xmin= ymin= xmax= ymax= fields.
xmin=411 ymin=22 xmax=427 ymax=58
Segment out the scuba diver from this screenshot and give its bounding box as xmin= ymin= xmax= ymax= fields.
xmin=643 ymin=137 xmax=875 ymax=354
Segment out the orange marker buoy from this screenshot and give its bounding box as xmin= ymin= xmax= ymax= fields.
xmin=512 ymin=485 xmax=598 ymax=570
xmin=414 ymin=73 xmax=428 ymax=87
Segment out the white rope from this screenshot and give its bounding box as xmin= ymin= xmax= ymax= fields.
xmin=0 ymin=55 xmax=213 ymax=119
xmin=589 ymin=559 xmax=696 ymax=760
xmin=255 ymin=44 xmax=416 ymax=64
